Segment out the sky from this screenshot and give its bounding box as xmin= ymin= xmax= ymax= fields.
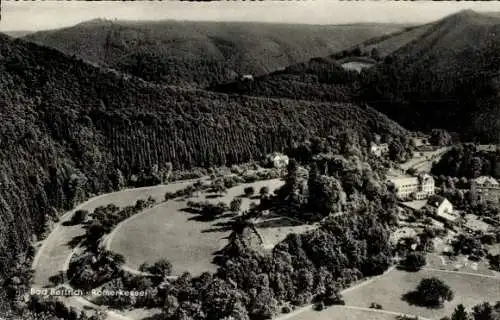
xmin=1 ymin=1 xmax=500 ymax=32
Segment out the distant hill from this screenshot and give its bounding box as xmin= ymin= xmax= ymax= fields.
xmin=359 ymin=10 xmax=500 ymax=142
xmin=214 ymin=10 xmax=500 ymax=143
xmin=0 ymin=33 xmax=407 ymax=293
xmin=1 ymin=30 xmax=33 ymax=38
xmin=23 ymin=20 xmax=406 ymax=88
xmin=209 ymin=21 xmax=435 ymax=102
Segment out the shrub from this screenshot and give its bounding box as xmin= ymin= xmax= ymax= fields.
xmin=370 ymin=302 xmax=383 ymax=309
xmin=230 ymin=198 xmax=243 ymax=213
xmin=281 ymin=306 xmax=291 ymax=314
xmin=244 ymin=186 xmax=255 ymax=197
xmin=402 ymin=252 xmax=427 ymax=271
xmin=404 ymin=277 xmax=454 ymax=307
xmin=259 ymin=186 xmax=270 ymax=197
xmin=313 ymin=302 xmax=324 ymax=311
xmin=71 ymin=209 xmax=88 ymax=224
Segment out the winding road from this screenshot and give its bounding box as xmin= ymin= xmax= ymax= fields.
xmin=31 ymin=178 xmax=206 ymax=319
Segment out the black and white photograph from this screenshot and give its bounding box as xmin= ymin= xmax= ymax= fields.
xmin=0 ymin=1 xmax=500 ymax=320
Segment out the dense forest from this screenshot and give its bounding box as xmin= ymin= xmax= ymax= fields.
xmin=24 ymin=20 xmax=404 ymax=88
xmin=0 ymin=32 xmax=408 ymax=311
xmin=212 ymin=11 xmax=500 ymax=143
xmin=211 ymin=56 xmax=359 ymax=103
xmin=349 ymin=11 xmax=500 ymax=142
xmin=432 ymin=144 xmax=500 ymax=179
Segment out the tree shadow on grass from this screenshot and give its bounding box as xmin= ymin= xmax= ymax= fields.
xmin=201 ymin=224 xmax=233 ymax=233
xmin=205 ymin=194 xmax=224 ymax=199
xmin=396 ymin=265 xmax=421 ymax=273
xmin=180 ymin=207 xmax=201 ymax=215
xmin=48 ymin=271 xmax=66 ymax=286
xmin=401 ymin=291 xmax=443 ymax=309
xmin=67 ymin=234 xmax=86 ymax=249
xmin=253 ymin=216 xmax=302 ymax=229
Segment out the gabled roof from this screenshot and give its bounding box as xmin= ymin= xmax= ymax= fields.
xmin=427 ymin=195 xmax=447 ymax=208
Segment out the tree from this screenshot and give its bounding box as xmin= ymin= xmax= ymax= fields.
xmin=244 ymin=186 xmax=255 ymax=197
xmin=259 ymin=186 xmax=270 ymax=197
xmin=389 ymin=140 xmax=407 ymax=163
xmin=472 ymin=302 xmax=500 ymax=320
xmin=370 ymin=48 xmax=381 ymax=61
xmin=230 ymin=198 xmax=243 ymax=213
xmin=163 ymin=295 xmax=179 ymax=318
xmin=452 ymin=304 xmax=470 ymax=320
xmin=308 ymin=170 xmax=343 ymax=217
xmin=212 ymin=179 xmax=227 ymax=196
xmin=70 ymin=209 xmax=88 ymax=224
xmin=402 ymin=252 xmax=427 ymax=271
xmin=414 ymin=277 xmax=454 ymax=307
xmin=430 ymin=129 xmax=452 ymax=147
xmin=147 ymin=259 xmax=173 ymax=278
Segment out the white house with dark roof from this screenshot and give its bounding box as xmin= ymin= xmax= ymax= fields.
xmin=426 ymin=195 xmax=459 ymax=224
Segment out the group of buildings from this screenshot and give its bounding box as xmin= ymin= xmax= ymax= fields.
xmin=390 ymin=173 xmax=500 ymax=231
xmin=473 ymin=176 xmax=500 ymax=203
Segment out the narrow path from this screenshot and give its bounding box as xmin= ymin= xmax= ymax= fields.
xmin=339 ymin=305 xmax=432 ymax=320
xmin=274 ymin=266 xmax=397 ymax=320
xmin=422 ymin=267 xmax=500 ymax=279
xmin=31 ymin=177 xmax=207 ymax=320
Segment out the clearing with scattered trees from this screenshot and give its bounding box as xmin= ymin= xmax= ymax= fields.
xmin=107 ymin=179 xmax=287 ymax=275
xmin=341 ymin=268 xmax=500 ymax=319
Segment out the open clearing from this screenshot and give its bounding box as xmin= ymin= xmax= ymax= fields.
xmin=341 ymin=268 xmax=500 ymax=319
xmin=108 ymin=179 xmax=288 ymax=276
xmin=256 ymin=215 xmax=316 ymax=249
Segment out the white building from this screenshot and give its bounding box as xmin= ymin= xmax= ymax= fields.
xmin=240 ymin=74 xmax=254 ymax=81
xmin=370 ymin=142 xmax=389 ymax=157
xmin=473 ymin=176 xmax=500 ymax=203
xmin=474 ymin=176 xmax=500 ymax=188
xmin=427 ymin=195 xmax=458 ymax=223
xmin=267 ymin=153 xmax=289 ymax=169
xmin=389 ymin=173 xmax=435 ymax=200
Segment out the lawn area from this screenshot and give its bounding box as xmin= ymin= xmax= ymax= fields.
xmin=426 ymin=235 xmax=497 ymax=276
xmin=284 ymin=306 xmax=397 ymax=320
xmin=255 ymin=215 xmax=316 ymax=249
xmin=426 ymin=252 xmax=497 ymax=277
xmin=108 ymin=179 xmax=285 ymax=276
xmin=342 ymin=268 xmax=500 ymax=319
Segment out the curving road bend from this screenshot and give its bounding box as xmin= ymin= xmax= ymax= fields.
xmin=31 ymin=178 xmax=206 ymax=319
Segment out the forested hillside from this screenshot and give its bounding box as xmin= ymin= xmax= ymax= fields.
xmin=214 ymin=10 xmax=500 ymax=143
xmin=24 ymin=19 xmax=405 ymax=88
xmin=211 ymin=56 xmax=359 ymax=102
xmin=359 ymin=10 xmax=500 ymax=142
xmin=0 ymin=33 xmax=408 ymax=300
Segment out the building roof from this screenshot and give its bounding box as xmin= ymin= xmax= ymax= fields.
xmin=427 ymin=195 xmax=447 ymax=208
xmin=400 ymin=200 xmax=427 ymax=211
xmin=389 ymin=176 xmax=419 ymax=188
xmin=418 ymin=173 xmax=434 ymax=184
xmin=436 ymin=210 xmax=459 ymax=222
xmin=474 ymin=176 xmax=499 ymax=186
